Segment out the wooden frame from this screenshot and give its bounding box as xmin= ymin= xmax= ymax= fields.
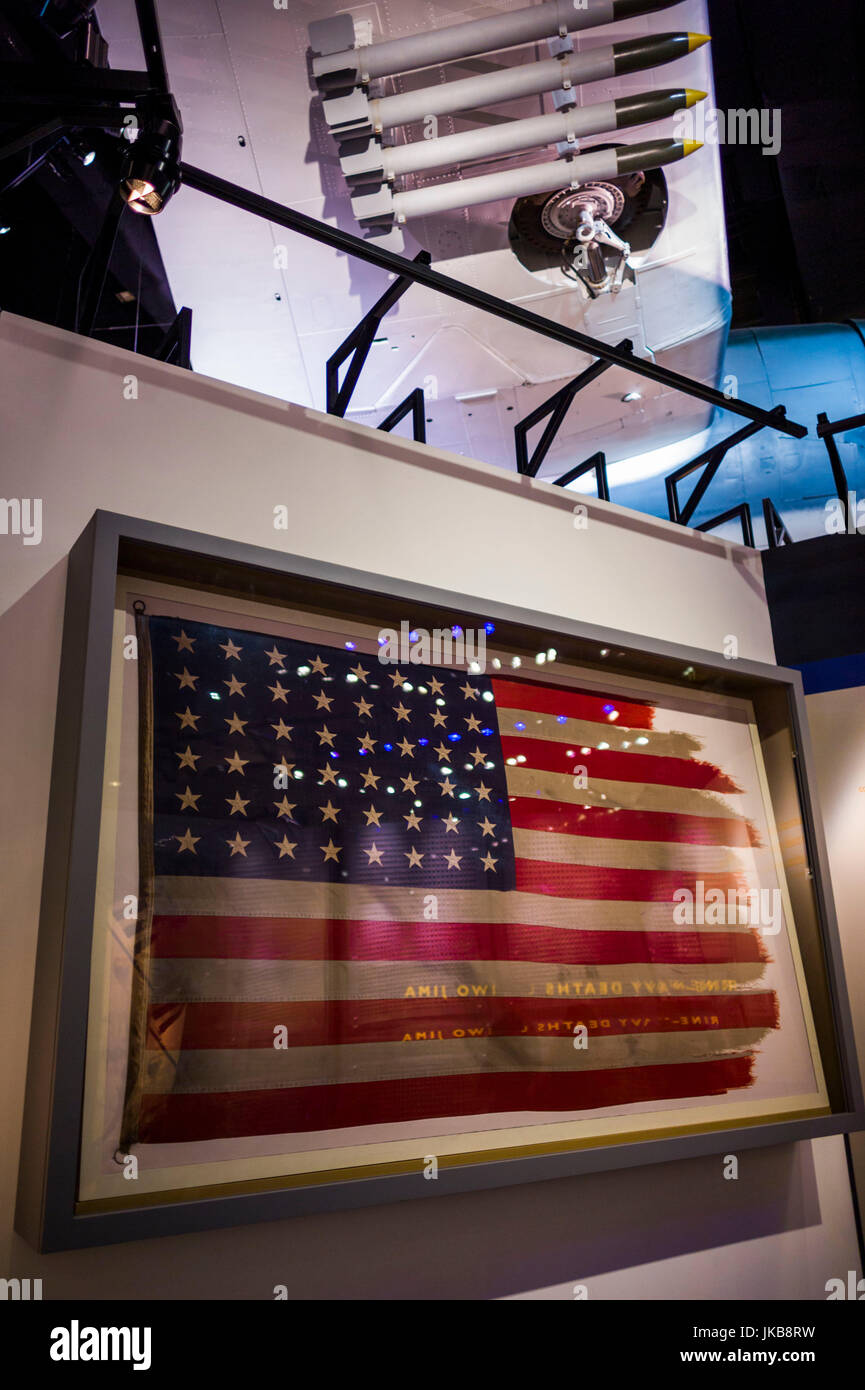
xmin=15 ymin=510 xmax=864 ymax=1250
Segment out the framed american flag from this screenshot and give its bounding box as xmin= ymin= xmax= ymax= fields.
xmin=16 ymin=512 xmax=864 ymax=1249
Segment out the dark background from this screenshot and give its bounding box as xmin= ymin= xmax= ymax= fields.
xmin=0 ymin=0 xmax=177 ymax=356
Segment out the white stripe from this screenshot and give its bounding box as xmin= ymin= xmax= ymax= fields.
xmin=154 ymin=876 xmax=760 ymax=930
xmin=512 ymin=827 xmax=747 ymax=873
xmin=141 ymin=1029 xmax=771 ymax=1094
xmin=504 ymin=764 xmax=745 ymax=819
xmin=148 ymin=958 xmax=768 ymax=1003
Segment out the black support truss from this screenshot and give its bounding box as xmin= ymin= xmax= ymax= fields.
xmin=324 ymin=250 xmax=431 ymax=418
xmin=133 ymin=0 xmax=170 ymax=94
xmin=762 ymin=497 xmax=793 ymax=549
xmin=514 ymin=346 xmax=629 ymax=478
xmin=377 ymin=387 xmax=426 ymax=443
xmin=552 ymin=451 xmax=610 ymax=501
xmin=696 ymin=503 xmax=755 ymax=548
xmin=153 ymin=306 xmax=193 ymax=370
xmin=665 ymin=408 xmax=787 ymax=527
xmin=816 ymin=410 xmax=865 ymax=530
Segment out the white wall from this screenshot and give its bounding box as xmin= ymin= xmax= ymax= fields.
xmin=801 ymin=685 xmax=865 ymax=1265
xmin=0 ymin=313 xmax=858 ymax=1299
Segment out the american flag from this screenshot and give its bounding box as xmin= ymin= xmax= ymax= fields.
xmin=121 ymin=615 xmax=778 ymax=1147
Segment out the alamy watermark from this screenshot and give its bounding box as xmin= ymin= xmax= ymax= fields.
xmin=674 ymin=882 xmax=782 ymax=935
xmin=49 ymin=1323 xmax=151 ymax=1370
xmin=674 ymin=105 xmax=782 ymax=157
xmin=0 ymin=497 xmax=42 ymax=545
xmin=826 ymin=1271 xmax=865 ymax=1300
xmin=377 ymin=621 xmax=487 ymax=673
xmin=825 ymin=493 xmax=865 ymax=535
xmin=1 ymin=1277 xmax=42 ymax=1300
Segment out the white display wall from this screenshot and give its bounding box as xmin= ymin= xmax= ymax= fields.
xmin=0 ymin=312 xmax=858 ymax=1299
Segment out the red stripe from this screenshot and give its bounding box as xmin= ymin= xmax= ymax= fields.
xmin=515 ymin=858 xmax=745 ymax=902
xmin=492 ymin=677 xmax=654 ymax=729
xmin=137 ymin=1056 xmax=756 ymax=1142
xmin=508 ymin=796 xmax=761 ymax=847
xmin=150 ymin=915 xmax=767 ymax=965
xmin=146 ymin=992 xmax=778 ymax=1049
xmin=501 ymin=736 xmax=741 ymax=794
xmin=511 ymin=795 xmax=762 ymax=845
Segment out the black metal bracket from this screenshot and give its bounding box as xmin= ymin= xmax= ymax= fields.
xmin=325 ymin=250 xmax=431 ymax=418
xmin=153 ymin=306 xmax=193 ymax=369
xmin=133 ymin=0 xmax=170 ymax=95
xmin=0 ymin=0 xmax=170 ymax=153
xmin=514 ymin=344 xmax=630 ymax=478
xmin=0 ymin=63 xmax=155 ymax=105
xmin=696 ymin=503 xmax=755 ymax=548
xmin=666 ymin=407 xmax=787 ymax=526
xmin=552 ymin=450 xmax=610 ymax=501
xmin=762 ymin=497 xmax=793 ymax=549
xmin=817 ymin=409 xmax=865 ymax=438
xmin=0 ymin=107 xmax=137 ymax=152
xmin=816 ymin=410 xmax=865 ymax=529
xmin=377 ymin=387 xmax=426 ymax=443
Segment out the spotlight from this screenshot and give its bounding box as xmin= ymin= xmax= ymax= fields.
xmin=0 ymin=226 xmax=11 ymax=236
xmin=120 ymin=95 xmax=182 ymax=216
xmin=68 ymin=134 xmax=97 ymax=168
